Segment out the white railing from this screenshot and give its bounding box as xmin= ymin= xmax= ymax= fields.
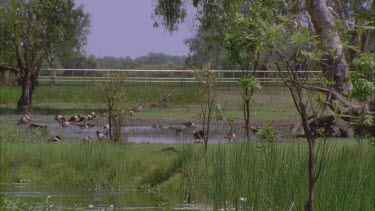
xmin=37 ymin=68 xmax=333 ymax=87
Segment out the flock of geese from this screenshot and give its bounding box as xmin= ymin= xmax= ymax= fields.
xmin=15 ymin=112 xmax=258 ymax=143
xmin=16 ymin=112 xmax=109 ymax=143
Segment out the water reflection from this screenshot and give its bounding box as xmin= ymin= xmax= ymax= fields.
xmin=30 ymin=120 xmax=252 ymax=143
xmin=0 ymin=183 xmax=207 ymax=210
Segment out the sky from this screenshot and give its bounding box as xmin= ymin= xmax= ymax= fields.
xmin=75 ymin=0 xmax=196 ymax=59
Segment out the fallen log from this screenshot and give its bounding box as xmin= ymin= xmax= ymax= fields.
xmin=151 ymin=89 xmax=180 ymax=108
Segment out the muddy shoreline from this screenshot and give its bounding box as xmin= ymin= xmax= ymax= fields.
xmin=1 ymin=114 xmax=298 ymax=143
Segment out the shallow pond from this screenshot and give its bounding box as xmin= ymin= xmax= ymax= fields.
xmin=0 ymin=183 xmax=207 ymax=210
xmin=2 ymin=114 xmax=293 ymax=143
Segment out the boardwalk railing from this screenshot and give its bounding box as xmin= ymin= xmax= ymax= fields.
xmin=37 ymin=68 xmax=330 ymax=87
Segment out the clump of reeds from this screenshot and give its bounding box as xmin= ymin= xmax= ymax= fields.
xmin=180 ymin=141 xmax=375 ymax=210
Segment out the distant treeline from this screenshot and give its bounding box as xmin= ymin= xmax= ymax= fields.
xmin=55 ymin=45 xmax=244 ymax=71
xmin=45 ymin=51 xmax=264 ymax=78
xmin=58 ymin=52 xmax=188 ymax=70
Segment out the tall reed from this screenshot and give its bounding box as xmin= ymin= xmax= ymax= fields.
xmin=182 ymin=141 xmax=375 ymax=210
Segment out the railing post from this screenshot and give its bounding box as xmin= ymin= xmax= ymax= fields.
xmin=50 ymin=69 xmax=56 ymax=87
xmin=149 ymin=71 xmax=152 ymax=85
xmin=182 ymin=71 xmax=184 ymax=88
xmin=232 ymin=71 xmax=235 ymax=89
xmin=84 ymin=70 xmax=86 ymax=87
xmin=49 ymin=69 xmax=53 ymax=87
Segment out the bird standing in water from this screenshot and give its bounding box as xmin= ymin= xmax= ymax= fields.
xmin=96 ymin=130 xmax=105 ymax=140
xmin=55 ymin=114 xmax=66 ymax=124
xmin=224 ymin=129 xmax=236 ymax=142
xmin=251 ymin=125 xmax=260 ymax=133
xmin=183 ymin=121 xmax=196 ymax=128
xmin=82 ymin=136 xmax=92 ymax=142
xmin=51 ymin=136 xmax=61 ymax=143
xmin=193 ymin=130 xmax=205 ymax=143
xmin=68 ymin=115 xmax=80 ymax=123
xmin=17 ymin=114 xmax=31 ymax=125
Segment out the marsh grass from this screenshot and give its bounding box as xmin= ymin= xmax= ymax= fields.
xmin=0 ymin=124 xmax=183 ymax=191
xmin=188 ymin=141 xmax=375 ymax=210
xmin=0 ymin=141 xmax=184 ymax=191
xmin=0 ymin=85 xmax=298 ymax=121
xmin=1 ymin=119 xmax=374 ymax=210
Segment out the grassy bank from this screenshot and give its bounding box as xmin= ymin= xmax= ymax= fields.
xmin=1 ymin=121 xmax=375 ymax=210
xmin=0 ymin=141 xmax=183 ymax=192
xmin=0 ymin=85 xmax=200 ymax=108
xmin=0 ymin=85 xmax=298 ymax=121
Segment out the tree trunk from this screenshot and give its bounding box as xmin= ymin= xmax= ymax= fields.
xmin=17 ymin=73 xmax=33 ymax=114
xmin=300 ymin=107 xmax=316 ymax=211
xmin=108 ymin=106 xmax=113 ymax=141
xmin=243 ymin=87 xmax=250 ymax=138
xmin=244 ymin=99 xmax=250 ymax=138
xmin=305 ymin=0 xmax=352 ymax=95
xmin=361 ymin=2 xmax=375 ymax=53
xmin=203 ymin=115 xmax=209 ymax=153
xmin=305 ymin=138 xmax=316 ymax=211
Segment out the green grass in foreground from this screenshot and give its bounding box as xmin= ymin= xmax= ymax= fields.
xmin=0 ymin=122 xmax=375 ymax=210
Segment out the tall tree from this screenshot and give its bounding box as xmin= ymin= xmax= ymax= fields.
xmin=328 ymin=0 xmax=375 ymax=55
xmin=305 ymin=0 xmax=352 ymax=95
xmin=0 ymin=0 xmax=90 ymax=113
xmin=152 ymin=0 xmax=375 ymax=96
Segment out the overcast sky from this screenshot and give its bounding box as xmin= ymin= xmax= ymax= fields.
xmin=74 ymin=0 xmax=196 ymax=59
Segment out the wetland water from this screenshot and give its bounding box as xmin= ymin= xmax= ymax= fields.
xmin=2 ymin=115 xmax=268 ymax=143
xmin=0 ymin=183 xmax=207 ymax=210
xmin=1 ymin=114 xmax=293 ymax=143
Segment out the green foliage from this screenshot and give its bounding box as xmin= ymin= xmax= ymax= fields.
xmin=0 ymin=0 xmax=89 ymax=67
xmin=214 ymin=103 xmax=227 ymax=122
xmin=58 ymin=51 xmax=189 ymax=70
xmin=315 ymin=92 xmax=326 ymax=109
xmin=194 ymin=65 xmax=221 ymax=151
xmin=358 ymin=113 xmax=374 ymax=127
xmin=152 ymin=0 xmax=187 ymax=31
xmin=332 ymin=100 xmax=348 ymax=120
xmin=94 ymin=73 xmax=127 ymax=142
xmin=258 ymin=121 xmax=279 ymax=143
xmin=93 ymin=73 xmax=127 ymax=113
xmin=351 ymin=53 xmax=375 ymax=102
xmin=0 ymin=0 xmax=90 ymax=112
xmin=320 ymin=77 xmax=336 ymax=87
xmin=369 ymin=137 xmax=375 ymax=146
xmin=352 ymin=79 xmax=375 ymax=102
xmin=239 ymin=76 xmax=261 ymax=101
xmin=224 ymin=5 xmax=273 ymax=70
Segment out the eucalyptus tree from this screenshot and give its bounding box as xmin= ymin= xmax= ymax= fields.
xmin=0 ymin=0 xmax=90 ymax=113
xmin=153 ymin=0 xmax=375 ymax=97
xmin=184 ymin=30 xmax=234 ymax=69
xmin=327 ymin=0 xmax=375 ymax=55
xmin=304 ymin=0 xmax=351 ymax=95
